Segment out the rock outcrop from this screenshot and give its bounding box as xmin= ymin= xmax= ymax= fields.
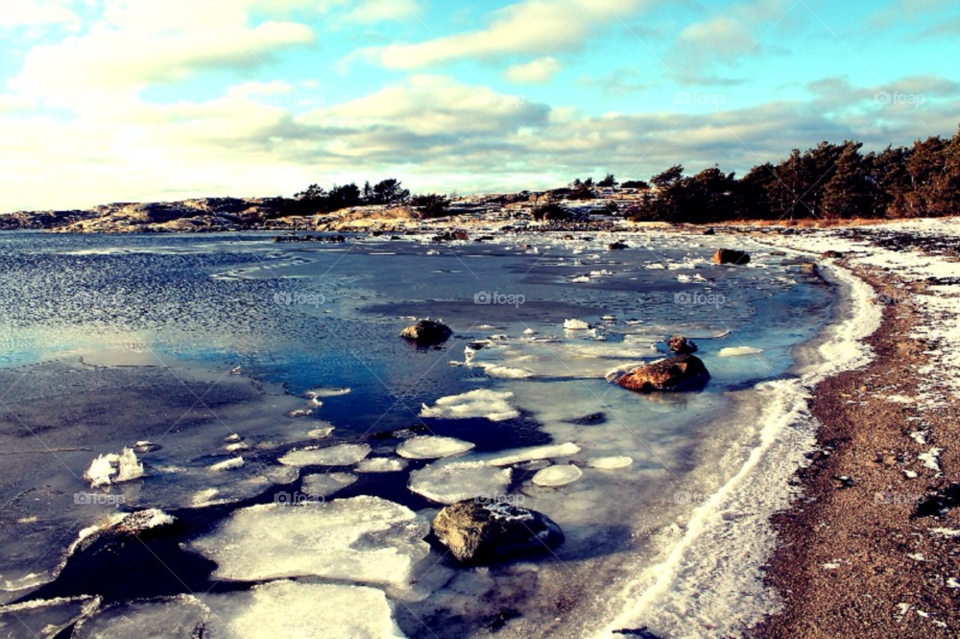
xmin=400 ymin=320 xmax=453 ymax=346
xmin=432 ymin=500 xmax=564 ymax=563
xmin=666 ymin=336 xmax=698 ymax=354
xmin=616 ymin=354 xmax=710 ymax=393
xmin=712 ymin=248 xmax=751 ymax=265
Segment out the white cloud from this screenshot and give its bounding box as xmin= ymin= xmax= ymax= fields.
xmin=11 ymin=0 xmax=318 ymax=103
xmin=363 ymin=0 xmax=650 ymax=69
xmin=504 ymin=57 xmax=562 ymax=83
xmin=678 ymin=17 xmax=758 ymax=60
xmin=0 ymin=0 xmax=80 ymax=27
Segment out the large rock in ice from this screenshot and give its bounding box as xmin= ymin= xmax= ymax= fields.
xmin=400 ymin=319 xmax=453 ymax=346
xmin=616 ymin=354 xmax=710 ymax=393
xmin=432 ymin=500 xmax=564 ymax=563
xmin=712 ymin=248 xmax=750 ymax=265
xmin=187 ymin=496 xmax=430 ymax=591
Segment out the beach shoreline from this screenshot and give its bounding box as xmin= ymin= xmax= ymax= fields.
xmin=748 ymin=229 xmax=960 ymax=637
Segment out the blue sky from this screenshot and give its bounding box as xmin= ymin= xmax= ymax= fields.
xmin=1 ymin=0 xmax=958 ymax=210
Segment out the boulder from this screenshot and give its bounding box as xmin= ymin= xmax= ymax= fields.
xmin=799 ymin=262 xmax=819 ymax=275
xmin=712 ymin=249 xmax=750 ymax=265
xmin=616 ymin=354 xmax=710 ymax=393
xmin=666 ymin=336 xmax=697 ymax=354
xmin=703 ymin=228 xmax=716 ymax=235
xmin=820 ymin=250 xmax=844 ymax=259
xmin=432 ymin=500 xmax=564 ymax=563
xmin=608 ymin=241 xmax=629 ymax=250
xmin=400 ymin=320 xmax=453 ymax=346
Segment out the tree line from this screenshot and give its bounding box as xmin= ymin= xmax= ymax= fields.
xmin=622 ymin=125 xmax=960 ymax=223
xmin=283 ymin=179 xmax=450 ymax=218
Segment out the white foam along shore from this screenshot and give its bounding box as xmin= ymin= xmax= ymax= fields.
xmin=597 ymin=232 xmax=885 ymax=637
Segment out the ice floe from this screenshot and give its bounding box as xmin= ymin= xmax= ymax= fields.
xmin=203 ymin=580 xmax=404 ymax=638
xmin=718 ymin=346 xmax=765 ymax=357
xmin=188 ymin=496 xmax=430 ymax=591
xmin=488 ymin=442 xmax=581 ymax=467
xmin=397 ymin=436 xmax=476 ymax=460
xmin=588 ymin=456 xmax=634 ymax=469
xmin=302 ymin=472 xmax=357 ymax=497
xmin=0 ymin=596 xmax=100 ymax=638
xmin=73 ymin=594 xmax=209 ymax=638
xmin=356 ymin=458 xmax=407 ymax=473
xmin=564 ymin=319 xmax=590 ymax=330
xmin=409 ymin=461 xmax=512 ymax=505
xmin=209 ymin=457 xmax=244 ymax=472
xmin=420 ymin=389 xmax=519 ymax=422
xmin=531 ymin=464 xmax=583 ymax=487
xmin=279 ymin=443 xmax=371 ymax=467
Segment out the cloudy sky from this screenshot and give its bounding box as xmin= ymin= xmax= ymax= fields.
xmin=1 ymin=0 xmax=958 ymax=211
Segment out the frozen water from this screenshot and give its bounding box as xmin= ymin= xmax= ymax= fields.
xmin=279 ymin=443 xmax=371 ymax=467
xmin=356 ymin=458 xmax=407 ymax=473
xmin=409 ymin=460 xmax=512 ymax=504
xmin=718 ymin=346 xmax=765 ymax=356
xmin=488 ymin=442 xmax=581 ymax=467
xmin=564 ymin=319 xmax=590 ymax=330
xmin=302 ymin=472 xmax=357 ymax=497
xmin=73 ymin=594 xmax=210 ymax=638
xmin=531 ymin=464 xmax=583 ymax=487
xmin=0 ymin=596 xmax=100 ymax=638
xmin=420 ymin=389 xmax=519 ymax=422
xmin=203 ymin=580 xmax=404 ymax=639
xmin=209 ymin=457 xmax=244 ymax=472
xmin=188 ymin=496 xmax=430 ymax=592
xmin=588 ymin=456 xmax=634 ymax=469
xmin=396 ymin=436 xmax=476 ymax=460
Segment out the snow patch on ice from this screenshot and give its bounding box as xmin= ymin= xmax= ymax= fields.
xmin=83 ymin=448 xmax=144 ymax=488
xmin=420 ymin=389 xmax=519 ymax=422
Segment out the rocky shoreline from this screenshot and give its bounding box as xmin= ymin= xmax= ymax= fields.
xmin=750 ymin=226 xmax=960 ymax=637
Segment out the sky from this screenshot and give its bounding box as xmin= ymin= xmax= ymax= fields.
xmin=1 ymin=0 xmax=959 ymax=211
